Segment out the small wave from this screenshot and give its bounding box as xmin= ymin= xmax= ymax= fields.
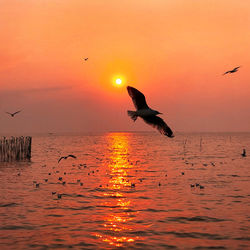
xmin=74 ymin=242 xmax=97 ymax=247
xmin=1 ymin=225 xmax=35 ymax=230
xmin=165 ymin=216 xmax=227 ymax=223
xmin=194 ymin=246 xmax=226 ymax=249
xmin=227 ymin=195 xmax=245 ymax=198
xmin=165 ymin=231 xmax=229 ymax=240
xmin=65 ymin=206 xmax=95 ymax=210
xmin=47 ymin=214 xmax=64 ymax=217
xmin=28 ymin=244 xmax=49 ymax=249
xmin=234 ymin=237 xmax=250 ymax=241
xmin=0 ymin=203 xmax=18 ymax=207
xmin=135 ymin=242 xmax=178 ymax=249
xmin=96 ymin=205 xmax=121 ymax=208
xmin=44 ymin=206 xmax=58 ymax=210
xmin=137 ymin=196 xmax=150 ymax=199
xmin=140 ymin=208 xmax=167 ymax=213
xmin=63 ymin=194 xmax=87 ymax=198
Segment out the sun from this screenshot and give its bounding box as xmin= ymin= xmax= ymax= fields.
xmin=116 ymin=78 xmax=122 ymax=85
xmin=112 ymin=75 xmax=125 ymax=87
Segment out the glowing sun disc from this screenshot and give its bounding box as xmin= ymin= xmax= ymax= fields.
xmin=116 ymin=78 xmax=122 ymax=85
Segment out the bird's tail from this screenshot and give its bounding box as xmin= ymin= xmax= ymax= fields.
xmin=127 ymin=110 xmax=137 ymax=121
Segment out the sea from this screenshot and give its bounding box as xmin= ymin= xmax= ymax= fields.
xmin=0 ymin=132 xmax=249 ymax=249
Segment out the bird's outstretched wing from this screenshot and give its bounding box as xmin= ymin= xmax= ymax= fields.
xmin=142 ymin=115 xmax=174 ymax=137
xmin=13 ymin=110 xmax=21 ymax=115
xmin=233 ymin=66 xmax=240 ymax=71
xmin=127 ymin=86 xmax=149 ymax=110
xmin=5 ymin=112 xmax=12 ymax=115
xmin=68 ymin=154 xmax=77 ymax=159
xmin=223 ymin=71 xmax=230 ymax=75
xmin=58 ymin=157 xmax=64 ymax=163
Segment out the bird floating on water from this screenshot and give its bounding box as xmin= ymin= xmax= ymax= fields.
xmin=58 ymin=154 xmax=77 ymax=163
xmin=5 ymin=110 xmax=22 ymax=117
xmin=223 ymin=66 xmax=241 ymax=75
xmin=241 ymin=149 xmax=246 ymax=157
xmin=127 ymin=86 xmax=174 ymax=137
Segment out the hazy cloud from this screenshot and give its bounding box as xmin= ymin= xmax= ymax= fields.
xmin=0 ymin=86 xmax=72 ymax=96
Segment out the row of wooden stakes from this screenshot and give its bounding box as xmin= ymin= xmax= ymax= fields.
xmin=0 ymin=136 xmax=32 ymax=162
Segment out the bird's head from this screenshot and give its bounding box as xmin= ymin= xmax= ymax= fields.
xmin=156 ymin=111 xmax=162 ymax=115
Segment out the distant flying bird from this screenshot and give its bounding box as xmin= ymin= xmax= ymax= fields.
xmin=223 ymin=66 xmax=241 ymax=75
xmin=83 ymin=58 xmax=88 ymax=61
xmin=127 ymin=86 xmax=174 ymax=137
xmin=5 ymin=110 xmax=22 ymax=117
xmin=58 ymin=154 xmax=77 ymax=163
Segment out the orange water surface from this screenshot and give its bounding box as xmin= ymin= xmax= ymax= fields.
xmin=0 ymin=132 xmax=250 ymax=249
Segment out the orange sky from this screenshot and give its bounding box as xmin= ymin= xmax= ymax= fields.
xmin=0 ymin=0 xmax=250 ymax=133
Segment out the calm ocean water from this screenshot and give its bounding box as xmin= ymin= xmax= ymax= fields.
xmin=0 ymin=132 xmax=249 ymax=249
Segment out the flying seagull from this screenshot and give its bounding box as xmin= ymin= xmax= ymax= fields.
xmin=127 ymin=86 xmax=174 ymax=137
xmin=5 ymin=110 xmax=22 ymax=117
xmin=58 ymin=154 xmax=77 ymax=163
xmin=83 ymin=58 xmax=88 ymax=61
xmin=223 ymin=66 xmax=241 ymax=75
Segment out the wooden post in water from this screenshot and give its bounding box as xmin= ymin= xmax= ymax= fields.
xmin=183 ymin=138 xmax=187 ymax=156
xmin=0 ymin=136 xmax=32 ymax=162
xmin=200 ymin=136 xmax=203 ymax=152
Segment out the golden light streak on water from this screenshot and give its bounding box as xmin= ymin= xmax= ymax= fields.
xmin=95 ymin=133 xmax=139 ymax=247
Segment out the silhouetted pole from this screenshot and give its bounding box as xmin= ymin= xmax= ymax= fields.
xmin=0 ymin=136 xmax=32 ymax=162
xmin=200 ymin=136 xmax=202 ymax=152
xmin=183 ymin=138 xmax=187 ymax=156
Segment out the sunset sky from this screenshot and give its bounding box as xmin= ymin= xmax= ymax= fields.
xmin=1 ymin=0 xmax=250 ymax=134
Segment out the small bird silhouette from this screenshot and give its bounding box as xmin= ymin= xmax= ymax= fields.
xmin=58 ymin=154 xmax=77 ymax=163
xmin=83 ymin=58 xmax=88 ymax=61
xmin=5 ymin=110 xmax=22 ymax=117
xmin=223 ymin=66 xmax=241 ymax=75
xmin=127 ymin=86 xmax=174 ymax=137
xmin=241 ymin=149 xmax=246 ymax=157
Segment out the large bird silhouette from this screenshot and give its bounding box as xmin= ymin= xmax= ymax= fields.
xmin=127 ymin=86 xmax=174 ymax=137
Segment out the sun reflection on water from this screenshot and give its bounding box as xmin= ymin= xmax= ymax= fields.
xmin=95 ymin=133 xmax=140 ymax=247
